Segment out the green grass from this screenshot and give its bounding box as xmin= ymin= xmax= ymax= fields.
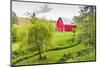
xmin=12 ymin=42 xmax=21 ymax=51
xmin=51 ymin=32 xmax=73 ymax=48
xmin=15 ymin=43 xmax=89 ymax=65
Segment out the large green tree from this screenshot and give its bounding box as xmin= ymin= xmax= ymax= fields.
xmin=27 ymin=17 xmax=53 ymax=59
xmin=74 ymin=6 xmax=96 ymax=48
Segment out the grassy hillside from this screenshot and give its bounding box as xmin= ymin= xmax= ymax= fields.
xmin=12 ymin=17 xmax=96 ymax=66
xmin=17 ymin=17 xmax=31 ymax=25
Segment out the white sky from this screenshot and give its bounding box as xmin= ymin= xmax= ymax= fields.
xmin=12 ymin=1 xmax=81 ymax=21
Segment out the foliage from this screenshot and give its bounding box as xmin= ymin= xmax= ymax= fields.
xmin=74 ymin=6 xmax=96 ymax=48
xmin=12 ymin=24 xmax=30 ymax=42
xmin=27 ymin=17 xmax=53 ymax=59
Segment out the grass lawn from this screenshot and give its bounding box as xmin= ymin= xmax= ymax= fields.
xmin=51 ymin=31 xmax=73 ymax=48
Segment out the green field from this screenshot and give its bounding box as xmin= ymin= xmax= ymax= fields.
xmin=12 ymin=17 xmax=96 ymax=65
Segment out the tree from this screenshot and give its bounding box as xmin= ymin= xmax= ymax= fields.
xmin=27 ymin=18 xmax=53 ymax=60
xmin=74 ymin=6 xmax=96 ymax=48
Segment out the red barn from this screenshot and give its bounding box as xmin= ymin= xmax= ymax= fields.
xmin=56 ymin=17 xmax=76 ymax=32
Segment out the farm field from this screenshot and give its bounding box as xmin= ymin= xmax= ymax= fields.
xmin=12 ymin=17 xmax=96 ymax=65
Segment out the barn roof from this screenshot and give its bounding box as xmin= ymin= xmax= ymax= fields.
xmin=60 ymin=17 xmax=76 ymax=25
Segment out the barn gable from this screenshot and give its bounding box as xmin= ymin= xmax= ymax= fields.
xmin=56 ymin=17 xmax=64 ymax=31
xmin=57 ymin=17 xmax=63 ymax=26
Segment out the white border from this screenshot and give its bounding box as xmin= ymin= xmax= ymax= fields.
xmin=0 ymin=0 xmax=100 ymax=67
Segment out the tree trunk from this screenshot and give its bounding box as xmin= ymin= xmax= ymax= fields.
xmin=37 ymin=43 xmax=42 ymax=60
xmin=72 ymin=32 xmax=75 ymax=43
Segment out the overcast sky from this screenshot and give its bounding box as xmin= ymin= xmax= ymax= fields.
xmin=12 ymin=1 xmax=81 ymax=21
